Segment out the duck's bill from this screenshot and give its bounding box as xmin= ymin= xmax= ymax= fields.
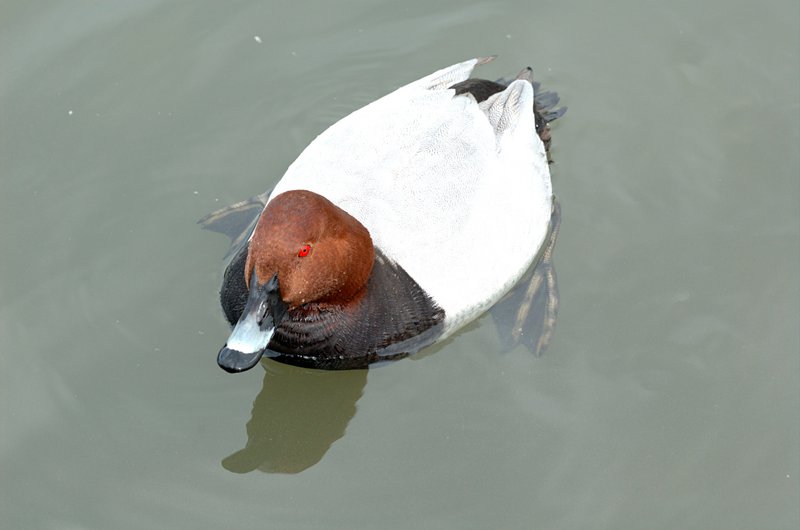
xmin=217 ymin=273 xmax=287 ymax=373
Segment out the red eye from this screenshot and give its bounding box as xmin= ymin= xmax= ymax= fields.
xmin=298 ymin=244 xmax=311 ymax=257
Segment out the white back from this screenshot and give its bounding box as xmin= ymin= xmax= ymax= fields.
xmin=270 ymin=59 xmax=552 ymax=335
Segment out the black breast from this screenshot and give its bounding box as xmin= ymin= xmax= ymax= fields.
xmin=220 ymin=246 xmax=445 ymax=369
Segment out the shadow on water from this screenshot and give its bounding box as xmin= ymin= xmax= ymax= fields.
xmin=222 ymin=359 xmax=367 ymax=474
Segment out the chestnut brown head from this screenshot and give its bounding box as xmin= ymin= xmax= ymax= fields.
xmin=245 ymin=190 xmax=375 ymax=308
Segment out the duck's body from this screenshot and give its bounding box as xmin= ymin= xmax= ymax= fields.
xmin=210 ymin=58 xmax=564 ymax=372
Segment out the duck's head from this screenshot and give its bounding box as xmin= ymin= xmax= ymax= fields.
xmin=217 ymin=190 xmax=374 ymax=373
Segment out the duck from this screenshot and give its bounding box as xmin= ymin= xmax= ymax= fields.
xmin=205 ymin=57 xmax=565 ymax=373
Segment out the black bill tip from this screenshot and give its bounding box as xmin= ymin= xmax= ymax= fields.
xmin=217 ymin=346 xmax=265 ymax=373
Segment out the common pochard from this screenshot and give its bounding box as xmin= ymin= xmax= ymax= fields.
xmin=205 ymin=57 xmax=565 ymax=372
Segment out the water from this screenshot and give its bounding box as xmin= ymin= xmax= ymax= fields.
xmin=1 ymin=1 xmax=798 ymax=528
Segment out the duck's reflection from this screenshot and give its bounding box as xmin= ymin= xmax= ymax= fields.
xmin=222 ymin=360 xmax=367 ymax=474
